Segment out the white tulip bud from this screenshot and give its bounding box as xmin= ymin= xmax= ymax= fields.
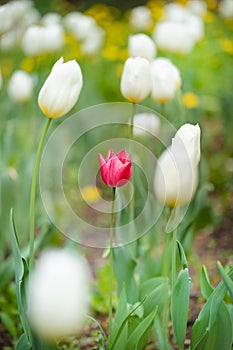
xmin=27 ymin=249 xmax=90 ymax=340
xmin=129 ymin=6 xmax=153 ymax=30
xmin=153 ymin=21 xmax=196 ymax=54
xmin=38 ymin=57 xmax=83 ymax=119
xmin=132 ymin=113 xmax=160 ymax=137
xmin=151 ymin=58 xmax=181 ymax=104
xmin=128 ymin=34 xmax=156 ymax=61
xmin=154 ymin=123 xmax=201 ymax=207
xmin=120 ymin=57 xmax=152 ymax=103
xmin=7 ymin=70 xmax=33 ymax=103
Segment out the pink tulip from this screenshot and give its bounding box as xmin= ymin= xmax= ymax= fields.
xmin=98 ymin=150 xmax=132 ymax=188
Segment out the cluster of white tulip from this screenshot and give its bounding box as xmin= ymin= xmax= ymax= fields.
xmin=27 ymin=249 xmax=90 ymax=339
xmin=0 ymin=1 xmax=105 ymax=56
xmin=121 ymin=34 xmax=181 ymax=105
xmin=63 ymin=12 xmax=105 ymax=55
xmin=153 ymin=2 xmax=205 ymax=54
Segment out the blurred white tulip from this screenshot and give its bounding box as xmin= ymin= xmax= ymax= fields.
xmin=41 ymin=12 xmax=62 ymax=26
xmin=27 ymin=249 xmax=90 ymax=339
xmin=154 ymin=124 xmax=201 ymax=207
xmin=187 ymin=0 xmax=207 ymax=16
xmin=153 ymin=21 xmax=196 ymax=54
xmin=128 ymin=34 xmax=156 ymax=61
xmin=219 ymin=0 xmax=233 ymax=18
xmin=63 ymin=12 xmax=96 ymax=41
xmin=120 ymin=57 xmax=152 ymax=103
xmin=7 ymin=70 xmax=34 ymax=103
xmin=163 ymin=3 xmax=190 ymax=22
xmin=81 ymin=26 xmax=105 ymax=55
xmin=151 ymin=58 xmax=181 ymax=104
xmin=22 ymin=24 xmax=64 ymax=56
xmin=38 ymin=57 xmax=83 ymax=119
xmin=129 ymin=6 xmax=153 ymax=30
xmin=132 ymin=113 xmax=160 ymax=137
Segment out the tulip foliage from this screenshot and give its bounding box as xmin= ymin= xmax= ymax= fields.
xmin=0 ymin=0 xmax=233 ymax=350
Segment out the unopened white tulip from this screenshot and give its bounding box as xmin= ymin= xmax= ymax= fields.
xmin=151 ymin=58 xmax=181 ymax=104
xmin=187 ymin=0 xmax=207 ymax=16
xmin=41 ymin=12 xmax=62 ymax=26
xmin=153 ymin=21 xmax=196 ymax=54
xmin=7 ymin=70 xmax=33 ymax=103
xmin=63 ymin=12 xmax=97 ymax=41
xmin=38 ymin=57 xmax=83 ymax=119
xmin=132 ymin=113 xmax=160 ymax=137
xmin=128 ymin=34 xmax=156 ymax=61
xmin=27 ymin=249 xmax=90 ymax=339
xmin=120 ymin=57 xmax=152 ymax=103
xmin=129 ymin=6 xmax=153 ymax=30
xmin=154 ymin=123 xmax=201 ymax=207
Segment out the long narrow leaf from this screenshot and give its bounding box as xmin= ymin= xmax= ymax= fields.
xmin=201 ymin=266 xmax=214 ymax=300
xmin=126 ymin=308 xmax=158 ymax=349
xmin=217 ymin=261 xmax=233 ymax=301
xmin=9 ymin=209 xmax=30 ymax=343
xmin=171 ymin=268 xmax=190 ymax=348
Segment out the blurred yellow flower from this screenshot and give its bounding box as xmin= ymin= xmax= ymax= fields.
xmin=203 ymin=11 xmax=215 ymax=23
xmin=183 ymin=92 xmax=199 ymax=109
xmin=220 ymin=38 xmax=233 ymax=54
xmin=81 ymin=186 xmax=101 ymax=203
xmin=21 ymin=57 xmax=35 ymax=72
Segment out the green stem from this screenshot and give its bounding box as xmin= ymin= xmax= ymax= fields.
xmin=109 ymin=187 xmax=116 ymax=337
xmin=129 ymin=103 xmax=136 ymax=249
xmin=171 ymin=206 xmax=180 ymax=290
xmin=29 ymin=118 xmax=52 ymax=273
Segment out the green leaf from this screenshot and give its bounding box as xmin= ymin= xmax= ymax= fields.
xmin=217 ymin=262 xmax=233 ymax=301
xmin=201 ymin=265 xmax=214 ymax=300
xmin=113 ymin=246 xmax=138 ymax=303
xmin=0 ymin=311 xmax=17 ymax=337
xmin=126 ymin=308 xmax=158 ymax=349
xmin=110 ymin=283 xmax=128 ymax=349
xmin=177 ymin=240 xmax=188 ymax=268
xmin=110 ymin=289 xmax=146 ymax=350
xmin=154 ymin=317 xmax=173 ymax=350
xmin=140 ymin=277 xmax=169 ymax=316
xmin=16 ymin=333 xmax=31 ymax=350
xmin=171 ymin=268 xmax=190 ymax=348
xmin=9 ymin=209 xmax=31 ymax=343
xmin=190 ymin=267 xmax=233 ymax=350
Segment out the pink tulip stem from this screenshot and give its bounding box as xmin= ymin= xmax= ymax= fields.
xmin=29 ymin=118 xmax=52 ymax=273
xmin=109 ymin=186 xmax=116 ymax=337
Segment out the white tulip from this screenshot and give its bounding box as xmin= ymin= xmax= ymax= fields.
xmin=163 ymin=3 xmax=191 ymax=22
xmin=22 ymin=24 xmax=64 ymax=56
xmin=219 ymin=0 xmax=233 ymax=18
xmin=120 ymin=57 xmax=152 ymax=103
xmin=151 ymin=58 xmax=181 ymax=103
xmin=132 ymin=113 xmax=160 ymax=137
xmin=80 ymin=26 xmax=105 ymax=55
xmin=41 ymin=12 xmax=62 ymax=26
xmin=154 ymin=124 xmax=201 ymax=207
xmin=38 ymin=57 xmax=83 ymax=119
xmin=63 ymin=12 xmax=97 ymax=41
xmin=27 ymin=249 xmax=90 ymax=339
xmin=153 ymin=21 xmax=196 ymax=54
xmin=7 ymin=70 xmax=34 ymax=103
xmin=128 ymin=34 xmax=156 ymax=61
xmin=187 ymin=0 xmax=207 ymax=16
xmin=129 ymin=6 xmax=153 ymax=30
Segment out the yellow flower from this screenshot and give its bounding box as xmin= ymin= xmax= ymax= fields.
xmin=219 ymin=39 xmax=233 ymax=54
xmin=183 ymin=92 xmax=199 ymax=109
xmin=81 ymin=186 xmax=101 ymax=203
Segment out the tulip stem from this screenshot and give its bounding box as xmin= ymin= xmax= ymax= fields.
xmin=129 ymin=103 xmax=136 ymax=248
xmin=29 ymin=118 xmax=52 ymax=273
xmin=172 ymin=206 xmax=180 ymax=289
xmin=109 ymin=186 xmax=116 ymax=339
